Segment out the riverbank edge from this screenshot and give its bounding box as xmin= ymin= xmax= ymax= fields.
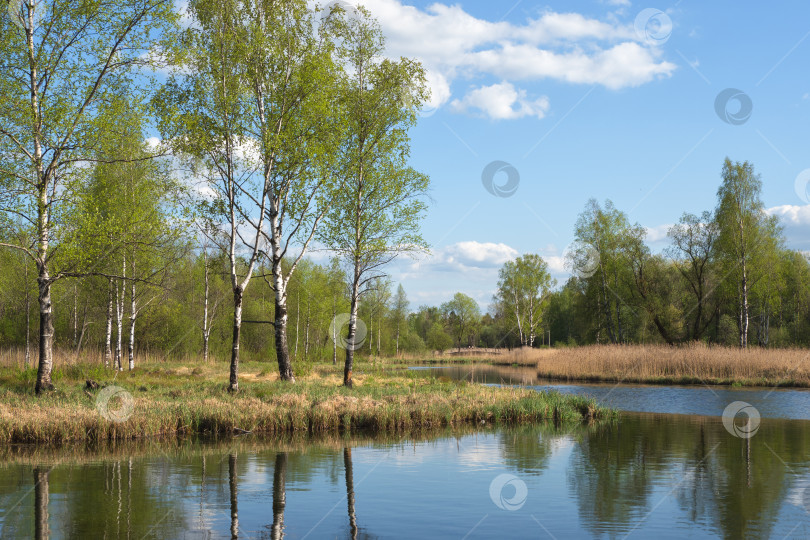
xmin=0 ymin=370 xmax=616 ymax=445
xmin=395 ymin=345 xmax=810 ymax=389
xmin=533 ymin=370 xmax=810 ymax=389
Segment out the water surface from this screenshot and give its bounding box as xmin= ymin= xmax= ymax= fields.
xmin=412 ymin=364 xmax=810 ymax=420
xmin=2 ymin=414 xmax=810 ymax=539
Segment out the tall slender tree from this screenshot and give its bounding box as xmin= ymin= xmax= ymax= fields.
xmin=242 ymin=0 xmax=343 ymax=382
xmin=319 ymin=6 xmax=429 ymax=387
xmin=570 ymin=199 xmax=638 ymax=344
xmin=496 ymin=254 xmax=554 ymax=347
xmin=155 ymin=0 xmax=268 ymax=391
xmin=392 ymin=284 xmax=409 ymax=357
xmin=72 ymin=99 xmax=186 ymax=371
xmin=0 ymin=0 xmax=178 ymax=392
xmin=715 ymin=159 xmax=781 ymax=348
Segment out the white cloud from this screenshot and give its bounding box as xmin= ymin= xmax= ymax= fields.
xmin=423 ymin=70 xmax=452 ymax=111
xmin=450 ymin=82 xmax=550 ymax=120
xmin=391 ymin=241 xmax=518 ymax=294
xmin=645 ymin=223 xmax=672 ymax=243
xmin=545 ymin=254 xmax=567 ymax=275
xmin=426 ymin=241 xmax=519 ymax=271
xmin=470 ymin=42 xmax=675 ymax=89
xmin=767 ymin=204 xmax=810 ymax=226
xmin=350 ymin=0 xmax=676 ymax=113
xmin=165 ymin=1 xmax=675 ymax=120
xmin=385 ymin=241 xmax=520 ymax=309
xmin=176 ymin=0 xmax=193 ymax=28
xmin=766 ymin=204 xmax=810 ymax=249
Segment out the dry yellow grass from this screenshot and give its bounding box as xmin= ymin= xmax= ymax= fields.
xmin=0 ymin=360 xmax=613 ymax=444
xmin=0 ymin=346 xmax=224 ymax=370
xmin=393 ymin=347 xmax=542 ymax=366
xmin=521 ymin=343 xmax=810 ymax=387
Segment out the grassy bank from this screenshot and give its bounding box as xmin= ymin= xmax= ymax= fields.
xmin=0 ymin=422 xmax=599 ymax=467
xmin=0 ymin=361 xmax=613 ymax=445
xmin=526 ymin=343 xmax=810 ymax=387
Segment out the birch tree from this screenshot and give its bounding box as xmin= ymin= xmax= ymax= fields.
xmin=70 ymin=98 xmax=185 ymax=371
xmin=496 ymin=254 xmax=554 ymax=347
xmin=155 ymin=0 xmax=268 ymax=391
xmin=715 ymin=159 xmax=781 ymax=348
xmin=319 ymin=7 xmax=429 ymax=387
xmin=392 ymin=284 xmax=409 ymax=357
xmin=571 ymin=199 xmax=637 ymax=344
xmin=198 ymin=243 xmax=224 ymax=362
xmin=327 ymin=257 xmax=348 ymax=365
xmin=242 ymin=0 xmax=342 ymax=382
xmin=0 ymin=0 xmax=178 ymax=393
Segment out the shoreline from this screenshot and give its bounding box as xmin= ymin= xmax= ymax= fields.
xmin=409 ymin=362 xmax=810 ymax=389
xmin=0 ymin=363 xmax=614 ymax=445
xmin=532 ymin=371 xmax=810 ymax=389
xmin=396 ymin=343 xmax=810 ymax=390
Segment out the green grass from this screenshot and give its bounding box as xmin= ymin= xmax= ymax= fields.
xmin=0 ymin=360 xmax=615 ymax=445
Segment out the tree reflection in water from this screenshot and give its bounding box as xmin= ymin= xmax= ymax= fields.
xmin=0 ymin=418 xmax=807 ymax=539
xmin=271 ymin=452 xmax=287 ymax=539
xmin=33 ymin=467 xmax=49 ymax=540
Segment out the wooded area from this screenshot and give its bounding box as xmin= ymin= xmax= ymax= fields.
xmin=1 ymin=1 xmax=808 ymax=396
xmin=0 ymin=0 xmax=429 ymax=392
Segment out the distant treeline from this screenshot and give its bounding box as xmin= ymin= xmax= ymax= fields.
xmin=1 ymin=158 xmax=807 ymax=364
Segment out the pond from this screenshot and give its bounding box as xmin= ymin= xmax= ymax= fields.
xmin=411 ymin=364 xmax=810 ymax=420
xmin=2 ymin=412 xmax=810 ymax=539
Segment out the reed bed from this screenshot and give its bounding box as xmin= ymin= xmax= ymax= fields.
xmin=0 ymin=361 xmax=613 ymax=445
xmin=0 ymin=347 xmax=228 ymax=370
xmin=397 ymin=347 xmax=546 ymax=367
xmin=524 ymin=343 xmax=810 ymax=387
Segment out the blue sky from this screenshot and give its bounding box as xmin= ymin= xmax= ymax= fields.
xmin=340 ymin=0 xmax=810 ymax=309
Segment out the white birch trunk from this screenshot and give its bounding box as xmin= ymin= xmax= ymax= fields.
xmin=115 ymin=255 xmax=126 ymax=371
xmin=304 ymin=303 xmax=310 ymax=358
xmin=128 ymin=274 xmax=136 ymax=371
xmin=24 ymin=260 xmax=30 ymax=367
xmin=105 ymin=279 xmax=113 ymax=367
xmin=202 ymin=249 xmax=210 ymax=363
xmin=294 ymin=292 xmax=299 ymax=358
